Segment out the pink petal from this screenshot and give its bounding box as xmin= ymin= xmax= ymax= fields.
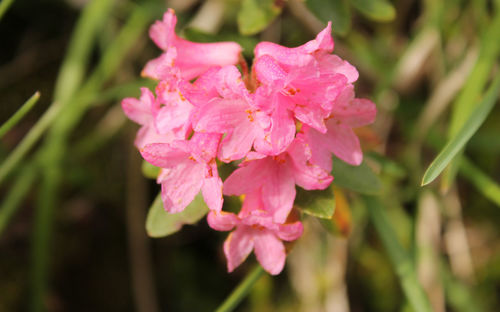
xmin=224 ymin=227 xmax=254 ymax=273
xmin=149 ymin=9 xmax=177 ymax=50
xmin=333 ymin=98 xmax=376 ymax=128
xmin=254 ymin=23 xmax=333 ymax=70
xmin=140 ymin=143 xmax=188 ymax=168
xmin=193 ymin=98 xmax=247 ymax=133
xmin=188 ymin=132 xmax=221 ymax=163
xmin=134 ymin=125 xmax=175 ymax=149
xmin=207 ymin=211 xmax=239 ymax=231
xmin=223 ymin=158 xmax=271 ymax=196
xmin=276 ymin=221 xmax=304 ymax=241
xmin=141 ymin=49 xmax=178 ymax=80
xmin=267 ymin=100 xmax=296 ymax=155
xmin=159 ymin=161 xmax=205 ymax=213
xmin=121 ymin=88 xmax=154 ymax=125
xmin=261 ymin=160 xmax=296 ymax=223
xmin=301 ymin=22 xmax=334 ymax=54
xmin=218 ymin=121 xmax=258 ymax=162
xmin=253 ymin=55 xmax=287 ymax=87
xmin=303 ymin=126 xmax=333 ymax=172
xmin=253 ymin=231 xmax=286 ymax=275
xmin=174 ymin=40 xmax=242 ymax=80
xmin=201 ymin=163 xmax=223 ymax=211
xmin=317 ymin=54 xmax=358 ymax=83
xmin=324 ymin=121 xmax=363 ymax=166
xmin=287 ymin=136 xmax=333 ymax=189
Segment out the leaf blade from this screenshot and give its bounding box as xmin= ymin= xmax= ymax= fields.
xmin=422 ymin=74 xmax=500 ymax=186
xmin=146 ymin=192 xmax=209 ymax=238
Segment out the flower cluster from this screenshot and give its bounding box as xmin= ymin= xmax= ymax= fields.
xmin=122 ymin=9 xmax=376 ymax=275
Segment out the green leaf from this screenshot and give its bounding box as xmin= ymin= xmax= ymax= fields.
xmin=364 ymin=196 xmax=433 ymax=312
xmin=146 ymin=193 xmax=209 ymax=238
xmin=237 ymin=0 xmax=283 ymax=35
xmin=295 ymin=186 xmax=335 ymax=219
xmin=421 ymin=74 xmax=500 ymax=186
xmin=306 ymin=0 xmax=351 ymax=35
xmin=331 ymin=157 xmax=382 ymax=194
xmin=141 ymin=160 xmax=160 ymax=179
xmin=0 ymin=91 xmax=40 ymax=139
xmin=350 ymin=0 xmax=396 ymax=22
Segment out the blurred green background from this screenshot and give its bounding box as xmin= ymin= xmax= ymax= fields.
xmin=1 ymin=0 xmax=499 ymax=311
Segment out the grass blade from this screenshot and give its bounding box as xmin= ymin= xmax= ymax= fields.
xmin=422 ymin=74 xmax=500 ymax=186
xmin=0 ymin=91 xmax=40 ymax=138
xmin=442 ymin=10 xmax=500 ymax=190
xmin=0 ymin=103 xmax=62 ymax=185
xmin=459 ymin=157 xmax=500 ymax=207
xmin=364 ymin=196 xmax=433 ymax=312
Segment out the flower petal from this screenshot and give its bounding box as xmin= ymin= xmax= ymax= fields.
xmin=325 ymin=121 xmax=363 ymax=166
xmin=223 ymin=158 xmax=271 ymax=196
xmin=121 ymin=88 xmax=154 ymax=125
xmin=140 ymin=143 xmax=188 ymax=168
xmin=201 ymin=163 xmax=224 ymax=211
xmin=261 ymin=161 xmax=296 ymax=223
xmin=253 ymin=231 xmax=286 ymax=275
xmin=159 ymin=161 xmax=204 ymax=213
xmin=207 ymin=211 xmax=239 ymax=231
xmin=224 ymin=227 xmax=254 ymax=273
xmin=276 ymin=221 xmax=304 ymax=241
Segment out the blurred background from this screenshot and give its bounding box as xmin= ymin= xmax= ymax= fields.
xmin=1 ymin=0 xmax=499 ymax=311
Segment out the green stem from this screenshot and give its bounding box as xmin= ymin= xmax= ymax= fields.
xmin=215 ymin=265 xmax=265 ymax=312
xmin=0 ymin=0 xmax=15 ymax=21
xmin=0 ymin=91 xmax=40 ymax=138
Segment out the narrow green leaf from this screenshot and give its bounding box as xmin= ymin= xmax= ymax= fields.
xmin=350 ymin=0 xmax=396 ymax=22
xmin=295 ymin=186 xmax=335 ymax=219
xmin=237 ymin=0 xmax=283 ymax=35
xmin=422 ymin=75 xmax=500 ymax=186
xmin=305 ymin=0 xmax=351 ymax=35
xmin=331 ymin=157 xmax=382 ymax=194
xmin=364 ymin=196 xmax=433 ymax=312
xmin=459 ymin=157 xmax=500 ymax=207
xmin=0 ymin=91 xmax=40 ymax=139
xmin=141 ymin=160 xmax=160 ymax=179
xmin=146 ymin=193 xmax=209 ymax=238
xmin=442 ymin=10 xmax=500 ymax=190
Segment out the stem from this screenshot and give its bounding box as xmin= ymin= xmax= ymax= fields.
xmin=215 ymin=265 xmax=265 ymax=312
xmin=0 ymin=91 xmax=40 ymax=138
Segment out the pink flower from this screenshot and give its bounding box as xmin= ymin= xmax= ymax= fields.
xmin=223 ymin=136 xmax=332 ymax=223
xmin=207 ymin=192 xmax=303 ymax=275
xmin=143 ymin=9 xmax=242 ymax=80
xmin=121 ymin=87 xmax=175 ymax=148
xmin=303 ymin=85 xmax=377 ymax=170
xmin=254 ymin=22 xmax=358 ymax=84
xmin=140 ymin=132 xmax=223 ymax=213
xmin=254 ymin=54 xmax=348 ymax=134
xmin=153 ymin=74 xmax=194 ymax=139
xmin=188 ymin=66 xmax=272 ymax=161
